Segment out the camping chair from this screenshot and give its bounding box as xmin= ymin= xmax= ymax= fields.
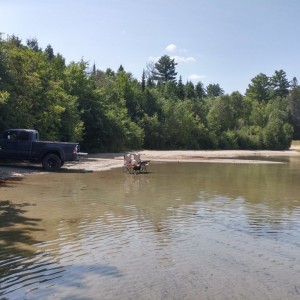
xmin=123 ymin=152 xmax=150 ymax=174
xmin=133 ymin=153 xmax=150 ymax=173
xmin=123 ymin=153 xmax=133 ymax=173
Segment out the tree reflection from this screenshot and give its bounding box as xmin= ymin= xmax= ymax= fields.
xmin=0 ymin=200 xmax=43 ymax=277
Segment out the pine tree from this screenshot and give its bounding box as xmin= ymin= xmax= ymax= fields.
xmin=45 ymin=44 xmax=55 ymax=60
xmin=141 ymin=70 xmax=146 ymax=91
xmin=270 ymin=70 xmax=290 ymax=98
xmin=152 ymin=55 xmax=177 ymax=84
xmin=195 ymin=82 xmax=206 ymax=99
xmin=117 ymin=65 xmax=124 ymax=73
xmin=177 ymin=76 xmax=185 ymax=100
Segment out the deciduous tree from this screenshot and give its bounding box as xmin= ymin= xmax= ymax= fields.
xmin=206 ymin=83 xmax=224 ymax=98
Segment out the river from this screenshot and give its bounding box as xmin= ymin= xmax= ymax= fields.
xmin=1 ymin=158 xmax=300 ymax=299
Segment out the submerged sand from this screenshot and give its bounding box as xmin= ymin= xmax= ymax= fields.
xmin=1 ymin=144 xmax=300 ymax=180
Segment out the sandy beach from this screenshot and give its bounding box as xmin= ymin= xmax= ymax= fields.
xmin=1 ymin=144 xmax=300 ymax=180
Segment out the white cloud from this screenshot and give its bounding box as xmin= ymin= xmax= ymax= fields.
xmin=148 ymin=45 xmax=196 ymax=65
xmin=171 ymin=56 xmax=196 ymax=63
xmin=165 ymin=44 xmax=177 ymax=52
xmin=148 ymin=55 xmax=196 ymax=63
xmin=188 ymin=74 xmax=206 ymax=82
xmin=148 ymin=55 xmax=196 ymax=64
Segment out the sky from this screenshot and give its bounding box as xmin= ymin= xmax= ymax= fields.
xmin=1 ymin=0 xmax=300 ymax=94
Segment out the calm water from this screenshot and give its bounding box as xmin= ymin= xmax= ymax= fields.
xmin=1 ymin=158 xmax=300 ymax=299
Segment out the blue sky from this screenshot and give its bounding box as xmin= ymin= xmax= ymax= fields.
xmin=1 ymin=0 xmax=300 ymax=94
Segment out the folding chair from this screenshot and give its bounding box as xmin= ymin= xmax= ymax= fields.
xmin=123 ymin=153 xmax=133 ymax=173
xmin=133 ymin=153 xmax=150 ymax=173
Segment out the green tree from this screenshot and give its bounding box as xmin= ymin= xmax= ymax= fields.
xmin=246 ymin=73 xmax=271 ymax=102
xmin=160 ymin=99 xmax=211 ymax=149
xmin=287 ymin=85 xmax=300 ymax=139
xmin=117 ymin=65 xmax=124 ymax=73
xmin=141 ymin=70 xmax=146 ymax=91
xmin=114 ymin=70 xmax=143 ymax=120
xmin=163 ymin=80 xmax=177 ymax=99
xmin=195 ymin=81 xmax=206 ymax=99
xmin=262 ymin=98 xmax=293 ymax=149
xmin=7 ymin=34 xmax=22 ymax=48
xmin=236 ymin=125 xmax=264 ymax=149
xmin=176 ymin=76 xmax=185 ymax=100
xmin=206 ymin=93 xmax=252 ymax=149
xmin=152 ymin=55 xmax=177 ymax=83
xmin=0 ymin=36 xmax=82 ymax=141
xmin=270 ymin=69 xmax=290 ymax=98
xmin=206 ymin=83 xmax=224 ymax=98
xmin=207 ymin=95 xmax=237 ymax=134
xmin=185 ymin=81 xmax=196 ymax=99
xmin=0 ymin=33 xmax=295 ymax=152
xmin=290 ymin=77 xmax=298 ymax=89
xmin=44 ymin=44 xmax=55 ymax=60
xmin=105 ymin=68 xmax=115 ymax=77
xmin=141 ymin=88 xmax=160 ymax=117
xmin=262 ymin=117 xmax=292 ymax=149
xmin=138 ymin=113 xmax=163 ymax=149
xmin=26 ymin=38 xmax=41 ymax=52
xmin=86 ymin=67 xmax=145 ymax=151
xmin=0 ymin=37 xmax=11 ymax=93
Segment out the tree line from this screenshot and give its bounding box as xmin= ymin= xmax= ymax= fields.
xmin=1 ymin=34 xmax=300 ymax=152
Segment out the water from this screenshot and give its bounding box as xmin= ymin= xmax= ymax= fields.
xmin=1 ymin=158 xmax=300 ymax=299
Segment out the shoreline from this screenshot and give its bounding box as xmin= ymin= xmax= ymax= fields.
xmin=1 ymin=147 xmax=300 ymax=180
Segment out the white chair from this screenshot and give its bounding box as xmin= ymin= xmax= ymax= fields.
xmin=133 ymin=153 xmax=149 ymax=173
xmin=123 ymin=153 xmax=133 ymax=173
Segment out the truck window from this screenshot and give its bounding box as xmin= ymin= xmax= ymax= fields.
xmin=5 ymin=131 xmax=17 ymax=140
xmin=19 ymin=131 xmax=30 ymax=141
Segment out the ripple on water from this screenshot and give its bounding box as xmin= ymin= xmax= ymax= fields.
xmin=1 ymin=161 xmax=300 ymax=299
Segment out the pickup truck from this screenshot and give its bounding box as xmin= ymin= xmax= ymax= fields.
xmin=0 ymin=129 xmax=85 ymax=171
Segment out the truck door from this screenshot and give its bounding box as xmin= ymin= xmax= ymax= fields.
xmin=16 ymin=130 xmax=33 ymax=158
xmin=0 ymin=130 xmax=18 ymax=158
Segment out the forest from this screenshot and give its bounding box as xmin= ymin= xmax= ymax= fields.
xmin=1 ymin=34 xmax=300 ymax=152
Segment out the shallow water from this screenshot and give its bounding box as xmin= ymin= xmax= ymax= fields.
xmin=1 ymin=158 xmax=300 ymax=299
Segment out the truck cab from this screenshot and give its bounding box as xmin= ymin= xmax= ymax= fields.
xmin=0 ymin=129 xmax=39 ymax=159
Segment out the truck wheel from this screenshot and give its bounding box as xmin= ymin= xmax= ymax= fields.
xmin=42 ymin=154 xmax=61 ymax=171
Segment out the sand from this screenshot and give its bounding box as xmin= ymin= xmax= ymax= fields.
xmin=1 ymin=144 xmax=300 ymax=180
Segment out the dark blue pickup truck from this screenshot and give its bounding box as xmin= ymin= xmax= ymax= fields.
xmin=0 ymin=129 xmax=84 ymax=171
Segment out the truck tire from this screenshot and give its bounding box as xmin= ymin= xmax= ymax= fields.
xmin=42 ymin=154 xmax=61 ymax=171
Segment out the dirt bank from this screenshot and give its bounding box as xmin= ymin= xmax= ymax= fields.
xmin=1 ymin=146 xmax=300 ymax=180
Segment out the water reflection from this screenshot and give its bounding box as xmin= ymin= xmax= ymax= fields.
xmin=0 ymin=199 xmax=42 ymax=261
xmin=0 ymin=198 xmax=45 ymax=299
xmin=1 ymin=158 xmax=300 ymax=299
